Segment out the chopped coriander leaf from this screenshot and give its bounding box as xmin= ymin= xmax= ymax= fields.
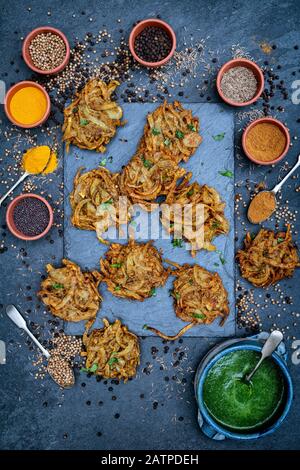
xmin=114 ymin=285 xmax=121 ymax=291
xmin=141 ymin=155 xmax=153 ymax=169
xmin=188 ymin=124 xmax=196 ymax=131
xmin=175 ymin=130 xmax=184 ymax=139
xmin=80 ymin=118 xmax=89 ymax=126
xmin=80 ymin=363 xmax=98 ymax=373
xmin=173 ymin=292 xmax=180 ymax=300
xmin=250 ymin=233 xmax=256 ymax=240
xmin=52 ymin=283 xmax=64 ymax=289
xmin=101 ymin=198 xmax=113 ymax=209
xmin=143 ymin=324 xmax=148 ymax=330
xmin=108 ymin=355 xmax=118 ymax=368
xmin=111 ymin=263 xmax=123 ymax=268
xmin=152 ymin=127 xmax=160 ymax=135
xmin=212 ymin=132 xmax=225 ymax=141
xmin=89 ymin=363 xmax=98 ymax=373
xmin=72 ymin=106 xmax=78 ymax=114
xmin=212 ymin=220 xmax=221 ymax=229
xmin=99 ymin=158 xmax=107 ymax=167
xmin=108 ymin=156 xmax=113 ymax=163
xmin=192 ymin=312 xmax=206 ymax=320
xmin=172 ymin=238 xmax=183 ymax=248
xmin=164 ymin=138 xmax=171 ymax=146
xmin=277 ymin=237 xmax=285 ymax=243
xmin=213 ymin=262 xmax=220 ymax=267
xmin=219 ymin=254 xmax=226 ymax=265
xmin=187 ymin=189 xmax=194 ymax=197
xmin=219 ymin=169 xmax=233 ymax=178
xmin=149 ymin=288 xmax=156 ymax=297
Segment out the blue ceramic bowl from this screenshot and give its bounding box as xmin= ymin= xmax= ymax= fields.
xmin=196 ymin=344 xmax=293 ymax=440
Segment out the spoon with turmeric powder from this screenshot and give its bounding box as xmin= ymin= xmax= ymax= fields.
xmin=248 ymin=154 xmax=300 ymax=224
xmin=0 ymin=146 xmax=57 ymax=207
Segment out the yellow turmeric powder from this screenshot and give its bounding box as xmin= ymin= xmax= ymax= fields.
xmin=22 ymin=146 xmax=58 ymax=174
xmin=9 ymin=86 xmax=47 ymax=125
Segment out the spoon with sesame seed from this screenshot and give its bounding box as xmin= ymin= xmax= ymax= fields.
xmin=6 ymin=304 xmax=75 ymax=388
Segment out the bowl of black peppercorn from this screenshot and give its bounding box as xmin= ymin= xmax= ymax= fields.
xmin=129 ymin=19 xmax=176 ymax=67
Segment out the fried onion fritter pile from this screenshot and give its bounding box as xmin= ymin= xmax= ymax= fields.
xmin=70 ymin=167 xmax=131 ymax=240
xmin=100 ymin=240 xmax=169 ymax=300
xmin=38 ymin=259 xmax=102 ymax=322
xmin=161 ymin=178 xmax=229 ymax=256
xmin=146 ymin=263 xmax=229 ymax=340
xmin=236 ymin=226 xmax=299 ymax=287
xmin=119 ymin=149 xmax=186 ymax=210
xmin=62 ymin=79 xmax=123 ymax=153
xmin=82 ymin=318 xmax=140 ymax=381
xmin=140 ymin=101 xmax=202 ymax=163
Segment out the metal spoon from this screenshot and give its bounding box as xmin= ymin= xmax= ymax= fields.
xmin=244 ymin=330 xmax=283 ymax=383
xmin=6 ymin=304 xmax=75 ymax=388
xmin=0 ymin=152 xmax=52 ymax=207
xmin=247 ymin=154 xmax=300 ymax=224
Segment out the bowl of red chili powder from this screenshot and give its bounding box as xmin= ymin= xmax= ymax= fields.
xmin=6 ymin=194 xmax=53 ymax=241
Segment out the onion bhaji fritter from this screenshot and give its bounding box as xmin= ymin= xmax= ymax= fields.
xmin=146 ymin=263 xmax=229 ymax=340
xmin=100 ymin=240 xmax=169 ymax=300
xmin=62 ymin=79 xmax=123 ymax=153
xmin=38 ymin=259 xmax=102 ymax=322
xmin=237 ymin=226 xmax=299 ymax=287
xmin=70 ymin=167 xmax=131 ymax=240
xmin=82 ymin=318 xmax=140 ymax=381
xmin=119 ymin=149 xmax=186 ymax=210
xmin=161 ymin=179 xmax=229 ymax=256
xmin=140 ymin=101 xmax=202 ymax=163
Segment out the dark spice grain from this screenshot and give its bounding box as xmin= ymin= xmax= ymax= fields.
xmin=134 ymin=26 xmax=172 ymax=63
xmin=13 ymin=197 xmax=50 ymax=237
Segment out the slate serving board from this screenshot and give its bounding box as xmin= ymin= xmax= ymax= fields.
xmin=64 ymin=103 xmax=235 ymax=337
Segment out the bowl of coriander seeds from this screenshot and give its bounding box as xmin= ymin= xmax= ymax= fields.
xmin=22 ymin=26 xmax=70 ymax=75
xmin=216 ymin=58 xmax=264 ymax=107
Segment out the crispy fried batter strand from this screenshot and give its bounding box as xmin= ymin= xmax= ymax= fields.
xmin=100 ymin=240 xmax=169 ymax=300
xmin=62 ymin=80 xmax=123 ymax=153
xmin=38 ymin=259 xmax=102 ymax=322
xmin=237 ymin=226 xmax=299 ymax=287
xmin=70 ymin=167 xmax=131 ymax=240
xmin=82 ymin=318 xmax=140 ymax=381
xmin=161 ymin=177 xmax=229 ymax=256
xmin=140 ymin=101 xmax=202 ymax=163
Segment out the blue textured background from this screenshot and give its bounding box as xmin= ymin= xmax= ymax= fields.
xmin=64 ymin=102 xmax=235 ymax=337
xmin=0 ymin=0 xmax=300 ymax=451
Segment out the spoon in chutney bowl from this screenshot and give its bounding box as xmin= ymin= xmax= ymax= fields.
xmin=244 ymin=330 xmax=283 ymax=384
xmin=247 ymin=154 xmax=300 ymax=224
xmin=6 ymin=305 xmax=75 ymax=389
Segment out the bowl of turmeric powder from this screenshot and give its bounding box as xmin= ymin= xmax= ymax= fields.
xmin=4 ymin=81 xmax=50 ymax=128
xmin=242 ymin=117 xmax=290 ymax=165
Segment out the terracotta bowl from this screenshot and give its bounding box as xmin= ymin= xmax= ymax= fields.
xmin=6 ymin=193 xmax=53 ymax=241
xmin=216 ymin=58 xmax=264 ymax=107
xmin=129 ymin=19 xmax=176 ymax=67
xmin=4 ymin=81 xmax=51 ymax=128
xmin=242 ymin=117 xmax=290 ymax=165
xmin=22 ymin=26 xmax=70 ymax=75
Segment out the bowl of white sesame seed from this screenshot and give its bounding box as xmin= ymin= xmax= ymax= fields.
xmin=22 ymin=26 xmax=70 ymax=75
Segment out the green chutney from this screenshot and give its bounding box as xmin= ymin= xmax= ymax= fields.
xmin=203 ymin=349 xmax=285 ymax=431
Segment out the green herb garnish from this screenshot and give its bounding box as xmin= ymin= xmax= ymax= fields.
xmin=192 ymin=312 xmax=206 ymax=320
xmin=213 ymin=262 xmax=220 ymax=267
xmin=141 ymin=155 xmax=153 ymax=169
xmin=164 ymin=138 xmax=171 ymax=146
xmin=219 ymin=169 xmax=233 ymax=178
xmin=173 ymin=292 xmax=180 ymax=300
xmin=80 ymin=363 xmax=98 ymax=374
xmin=187 ymin=189 xmax=194 ymax=197
xmin=188 ymin=124 xmax=196 ymax=131
xmin=149 ymin=288 xmax=156 ymax=297
xmin=172 ymin=238 xmax=183 ymax=248
xmin=99 ymin=158 xmax=107 ymax=167
xmin=108 ymin=354 xmax=118 ymax=368
xmin=114 ymin=285 xmax=121 ymax=291
xmin=277 ymin=237 xmax=285 ymax=244
xmin=175 ymin=130 xmax=184 ymax=139
xmin=212 ymin=220 xmax=221 ymax=229
xmin=108 ymin=156 xmax=113 ymax=163
xmin=80 ymin=118 xmax=89 ymax=126
xmin=213 ymin=132 xmax=225 ymax=141
xmin=72 ymin=107 xmax=78 ymax=114
xmin=100 ymin=198 xmax=113 ymax=209
xmin=143 ymin=324 xmax=148 ymax=330
xmin=152 ymin=127 xmax=160 ymax=135
xmin=52 ymin=283 xmax=64 ymax=289
xmin=111 ymin=263 xmax=123 ymax=268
